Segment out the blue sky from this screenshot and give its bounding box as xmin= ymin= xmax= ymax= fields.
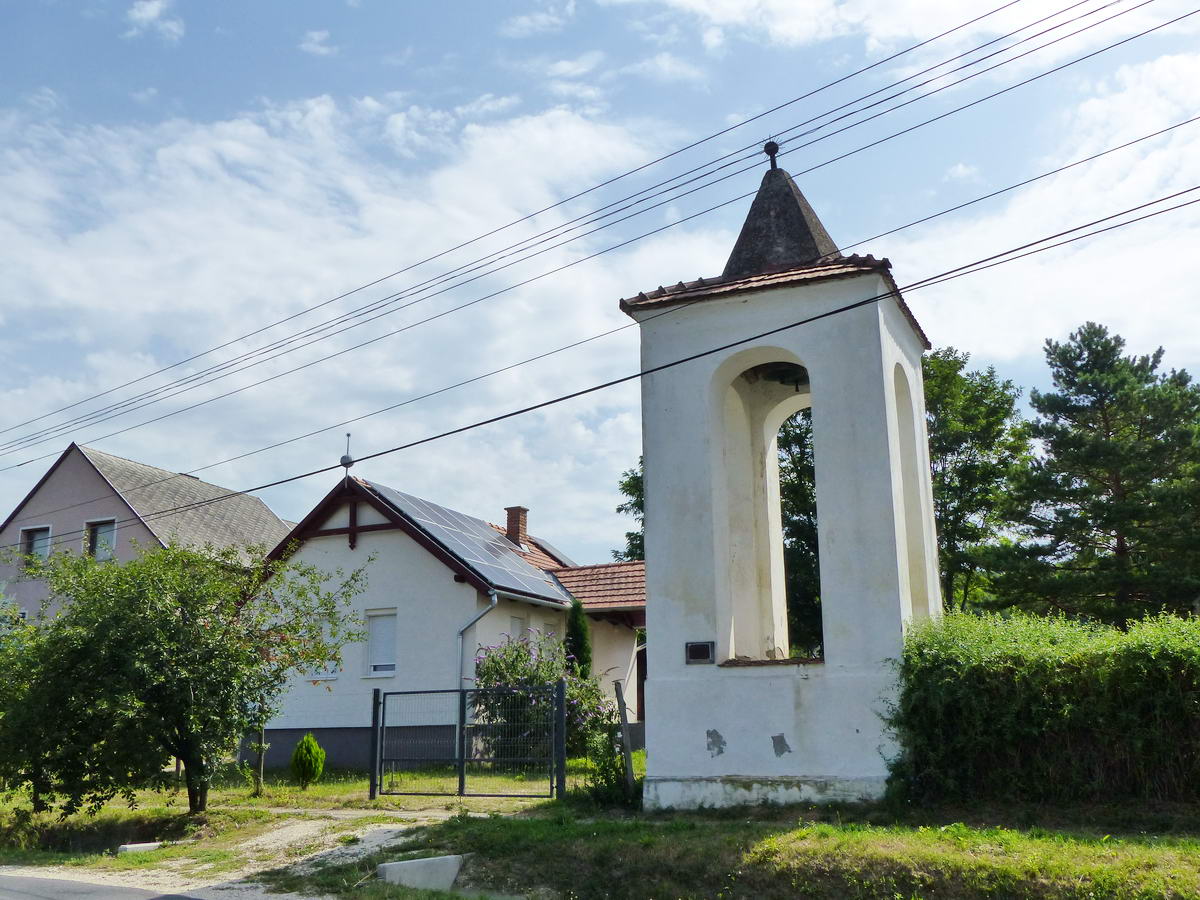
xmin=1 ymin=0 xmax=1198 ymax=562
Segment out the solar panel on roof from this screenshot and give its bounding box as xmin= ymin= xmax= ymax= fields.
xmin=363 ymin=481 xmax=571 ymax=605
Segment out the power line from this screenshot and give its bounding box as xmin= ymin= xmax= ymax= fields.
xmin=7 ymin=113 xmax=1194 ymax=529
xmin=0 ymin=0 xmax=1113 ymax=456
xmin=0 ymin=0 xmax=1030 ymax=441
xmin=0 ymin=0 xmax=1174 ymax=461
xmin=7 ymin=185 xmax=1197 ymax=555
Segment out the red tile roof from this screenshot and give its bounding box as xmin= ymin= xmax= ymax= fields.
xmin=619 ymin=254 xmax=930 ymax=350
xmin=488 ymin=523 xmax=571 ymax=571
xmin=548 ymin=560 xmax=646 ymax=611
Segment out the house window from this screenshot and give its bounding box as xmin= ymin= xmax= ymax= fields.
xmin=543 ymin=620 xmax=556 ymax=637
xmin=366 ymin=612 xmax=397 ymax=674
xmin=20 ymin=527 xmax=50 ymax=565
xmin=86 ymin=520 xmax=116 ymax=561
xmin=509 ymin=615 xmax=528 ymax=640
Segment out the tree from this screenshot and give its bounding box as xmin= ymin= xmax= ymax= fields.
xmin=923 ymin=348 xmax=1029 ymax=609
xmin=612 ymin=459 xmax=644 ymax=562
xmin=777 ymin=409 xmax=822 ymax=655
xmin=991 ymin=323 xmax=1200 ymax=622
xmin=290 ymin=732 xmax=326 ymax=790
xmin=0 ymin=542 xmax=365 ymax=815
xmin=564 ymin=597 xmax=593 ymax=678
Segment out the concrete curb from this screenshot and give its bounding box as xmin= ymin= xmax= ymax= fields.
xmin=377 ymin=853 xmax=464 ymax=890
xmin=116 ymin=841 xmax=162 ymax=854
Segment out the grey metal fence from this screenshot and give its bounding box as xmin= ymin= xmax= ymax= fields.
xmin=369 ymin=681 xmax=566 ymax=799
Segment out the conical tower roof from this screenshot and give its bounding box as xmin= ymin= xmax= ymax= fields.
xmin=722 ymin=158 xmax=839 ymax=280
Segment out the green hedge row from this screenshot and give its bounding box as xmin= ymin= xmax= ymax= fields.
xmin=886 ymin=612 xmax=1200 ymax=804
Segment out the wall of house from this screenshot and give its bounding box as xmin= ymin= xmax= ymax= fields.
xmin=634 ymin=273 xmax=942 ymax=809
xmin=0 ymin=446 xmax=157 ymax=617
xmin=265 ymin=500 xmax=481 ymax=766
xmin=589 ymin=617 xmax=640 ymax=721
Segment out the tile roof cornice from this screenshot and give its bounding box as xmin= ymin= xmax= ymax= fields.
xmin=618 ymin=254 xmax=930 ymax=350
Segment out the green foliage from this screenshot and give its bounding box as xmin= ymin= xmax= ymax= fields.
xmin=612 ymin=457 xmax=644 ymax=562
xmin=990 ymin=322 xmax=1200 ymax=622
xmin=922 ymin=348 xmax=1029 ymax=610
xmin=887 ymin=611 xmax=1200 ymax=805
xmin=0 ymin=542 xmax=364 ymax=815
xmin=564 ymin=598 xmax=592 ymax=678
xmin=289 ymin=733 xmax=326 ymax=790
xmin=777 ymin=408 xmax=822 ymax=656
xmin=474 ymin=630 xmax=613 ymax=758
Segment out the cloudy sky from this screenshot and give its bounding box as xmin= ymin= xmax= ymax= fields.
xmin=1 ymin=0 xmax=1197 ymax=563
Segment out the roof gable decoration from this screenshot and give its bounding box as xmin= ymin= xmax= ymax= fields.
xmin=271 ymin=477 xmax=572 ymax=607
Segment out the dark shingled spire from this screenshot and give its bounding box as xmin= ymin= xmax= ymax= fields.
xmin=722 ymin=147 xmax=839 ymax=280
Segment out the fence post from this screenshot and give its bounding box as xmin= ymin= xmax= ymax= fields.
xmin=614 ymin=681 xmax=636 ymax=795
xmin=368 ymin=688 xmax=381 ymax=801
xmin=554 ymin=679 xmax=567 ymax=798
xmin=457 ymin=689 xmax=468 ymax=796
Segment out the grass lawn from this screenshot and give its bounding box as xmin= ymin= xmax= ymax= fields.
xmin=263 ymin=800 xmax=1200 ymax=899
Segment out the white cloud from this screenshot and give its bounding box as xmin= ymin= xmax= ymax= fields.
xmin=876 ymin=52 xmax=1200 ymax=371
xmin=0 ymin=95 xmax=718 ymax=562
xmin=299 ymin=30 xmax=338 ymax=57
xmin=500 ymin=0 xmax=578 ymax=37
xmin=545 ymin=50 xmax=606 ymax=79
xmin=454 ymin=94 xmax=522 ymax=119
xmin=620 ymin=51 xmax=705 ymax=83
xmin=944 ymin=162 xmax=980 ymax=182
xmin=131 ymin=87 xmax=159 ymax=104
xmin=123 ymin=0 xmax=184 ymax=43
xmin=600 ymin=0 xmax=1200 ymax=65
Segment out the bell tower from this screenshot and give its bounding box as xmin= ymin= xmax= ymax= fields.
xmin=623 ymin=146 xmax=941 ymax=809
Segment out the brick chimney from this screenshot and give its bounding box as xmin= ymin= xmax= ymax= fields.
xmin=505 ymin=506 xmax=528 ymax=547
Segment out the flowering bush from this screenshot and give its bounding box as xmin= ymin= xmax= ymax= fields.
xmin=474 ymin=630 xmax=614 ymax=757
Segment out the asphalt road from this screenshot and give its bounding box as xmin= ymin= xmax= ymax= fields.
xmin=0 ymin=875 xmax=207 ymax=899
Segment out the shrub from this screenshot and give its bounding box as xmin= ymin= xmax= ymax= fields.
xmin=290 ymin=733 xmax=326 ymax=790
xmin=474 ymin=630 xmax=614 ymax=758
xmin=886 ymin=611 xmax=1200 ymax=805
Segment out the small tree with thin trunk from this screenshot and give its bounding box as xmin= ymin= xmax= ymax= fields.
xmin=0 ymin=542 xmax=364 ymax=815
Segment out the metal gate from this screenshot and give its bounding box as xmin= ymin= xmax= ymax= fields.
xmin=368 ymin=681 xmax=566 ymax=798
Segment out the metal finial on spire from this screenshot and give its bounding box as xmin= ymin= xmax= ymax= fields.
xmin=764 ymin=140 xmax=779 ymax=170
xmin=340 ymin=432 xmax=355 ymax=471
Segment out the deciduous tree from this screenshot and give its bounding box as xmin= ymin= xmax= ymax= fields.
xmin=923 ymin=348 xmax=1029 ymax=609
xmin=0 ymin=543 xmax=364 ymax=814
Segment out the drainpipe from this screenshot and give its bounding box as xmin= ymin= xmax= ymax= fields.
xmin=457 ymin=590 xmax=498 ymax=687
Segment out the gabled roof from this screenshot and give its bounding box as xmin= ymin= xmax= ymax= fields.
xmin=0 ymin=443 xmax=291 ymax=556
xmin=77 ymin=445 xmax=292 ymax=553
xmin=487 ymin=523 xmax=573 ymax=570
xmin=549 ymin=560 xmax=646 ymax=612
xmin=272 ymin=477 xmax=573 ymax=607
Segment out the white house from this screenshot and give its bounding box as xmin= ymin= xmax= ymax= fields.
xmin=261 ymin=474 xmax=645 ymax=768
xmin=0 ymin=443 xmax=292 ymax=617
xmin=626 ymin=147 xmax=941 ymax=809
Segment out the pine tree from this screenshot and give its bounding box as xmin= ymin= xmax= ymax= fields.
xmin=992 ymin=322 xmax=1200 ymax=622
xmin=564 ymin=598 xmax=592 ymax=678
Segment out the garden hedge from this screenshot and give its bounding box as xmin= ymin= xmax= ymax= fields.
xmin=887 ymin=612 xmax=1200 ymax=803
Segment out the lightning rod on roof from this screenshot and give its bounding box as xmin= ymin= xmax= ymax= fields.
xmin=340 ymin=433 xmax=354 ymax=471
xmin=764 ymin=140 xmax=779 ymax=170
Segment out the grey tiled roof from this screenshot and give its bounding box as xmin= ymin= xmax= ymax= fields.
xmin=80 ymin=446 xmax=291 ymax=555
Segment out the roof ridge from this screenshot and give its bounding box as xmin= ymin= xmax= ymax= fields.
xmin=78 ymin=444 xmax=242 ymax=495
xmin=549 ymin=559 xmax=645 ymax=572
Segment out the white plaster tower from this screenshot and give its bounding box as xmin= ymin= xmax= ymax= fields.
xmin=623 ymin=145 xmax=942 ymax=809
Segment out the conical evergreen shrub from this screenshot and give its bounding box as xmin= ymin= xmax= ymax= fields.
xmin=290 ymin=732 xmax=326 ymax=790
